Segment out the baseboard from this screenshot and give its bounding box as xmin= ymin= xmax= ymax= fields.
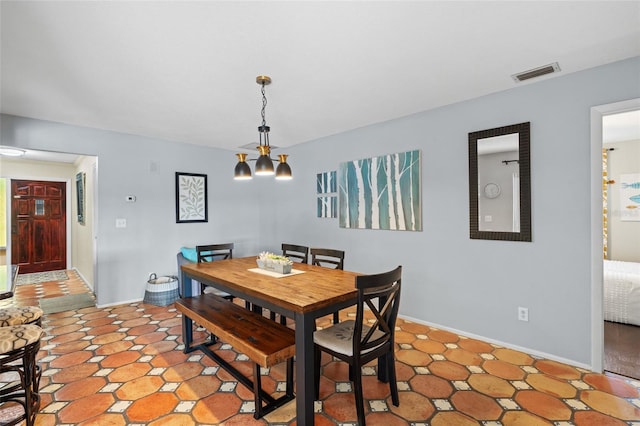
xmin=71 ymin=267 xmax=94 ymax=291
xmin=399 ymin=314 xmax=593 ymax=372
xmin=96 ymin=298 xmax=144 ymax=309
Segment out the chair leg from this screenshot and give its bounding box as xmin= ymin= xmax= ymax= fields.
xmin=314 ymin=346 xmax=321 ymax=400
xmin=0 ymin=341 xmax=41 ymax=426
xmin=24 ymin=344 xmax=39 ymax=426
xmin=332 ymin=310 xmax=339 ymax=324
xmin=352 ymin=362 xmax=366 ymax=426
xmin=387 ymin=352 xmax=399 ymax=407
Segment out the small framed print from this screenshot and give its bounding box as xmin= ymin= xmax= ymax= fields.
xmin=76 ymin=172 xmax=85 ymax=225
xmin=175 ymin=172 xmax=208 ymax=223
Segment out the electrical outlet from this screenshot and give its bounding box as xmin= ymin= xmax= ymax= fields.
xmin=518 ymin=307 xmax=529 ymax=322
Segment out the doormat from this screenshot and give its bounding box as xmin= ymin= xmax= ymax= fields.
xmin=16 ymin=270 xmax=69 ymax=285
xmin=39 ymin=293 xmax=95 ymax=314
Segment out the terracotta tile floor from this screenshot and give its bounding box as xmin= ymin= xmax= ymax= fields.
xmin=2 ymin=270 xmax=640 ymax=425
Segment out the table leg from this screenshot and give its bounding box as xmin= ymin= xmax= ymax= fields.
xmin=295 ymin=312 xmax=316 ymax=426
xmin=180 ymin=270 xmax=193 ymax=349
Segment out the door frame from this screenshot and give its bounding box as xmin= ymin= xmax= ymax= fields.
xmin=590 ymin=97 xmax=640 ymax=373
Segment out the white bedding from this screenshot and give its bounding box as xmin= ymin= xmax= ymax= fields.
xmin=604 ymin=260 xmax=640 ymax=326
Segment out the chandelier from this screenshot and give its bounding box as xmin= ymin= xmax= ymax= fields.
xmin=234 ymin=75 xmax=292 ymax=180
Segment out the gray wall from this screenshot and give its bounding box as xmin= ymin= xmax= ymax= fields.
xmin=1 ymin=56 xmax=639 ymax=368
xmin=0 ymin=115 xmax=265 ymax=305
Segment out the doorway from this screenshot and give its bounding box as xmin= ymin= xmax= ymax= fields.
xmin=11 ymin=179 xmax=67 ymax=273
xmin=590 ymin=98 xmax=640 ymax=378
xmin=602 ymin=110 xmax=640 ymax=379
xmin=1 ymin=150 xmax=98 ymax=295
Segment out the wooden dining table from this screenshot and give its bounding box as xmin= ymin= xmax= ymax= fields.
xmin=180 ymin=256 xmax=361 ymax=425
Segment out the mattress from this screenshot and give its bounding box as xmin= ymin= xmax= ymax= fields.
xmin=604 ymin=260 xmax=640 ymax=326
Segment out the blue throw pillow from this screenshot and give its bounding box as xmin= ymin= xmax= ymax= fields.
xmin=180 ymin=247 xmax=198 ymax=263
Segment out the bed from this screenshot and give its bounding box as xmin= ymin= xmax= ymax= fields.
xmin=604 ymin=260 xmax=640 ymax=326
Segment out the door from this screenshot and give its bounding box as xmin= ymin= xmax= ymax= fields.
xmin=11 ymin=180 xmax=67 ymax=273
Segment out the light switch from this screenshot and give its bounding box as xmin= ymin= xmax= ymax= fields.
xmin=115 ymin=218 xmax=127 ymax=228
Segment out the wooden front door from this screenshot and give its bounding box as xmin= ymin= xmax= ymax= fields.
xmin=11 ymin=180 xmax=67 ymax=273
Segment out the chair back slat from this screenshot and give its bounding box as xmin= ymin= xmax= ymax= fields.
xmin=354 ymin=266 xmax=402 ymax=354
xmin=196 ymin=243 xmax=234 ymax=263
xmin=281 ymin=243 xmax=309 ymax=263
xmin=310 ymin=248 xmax=344 ymax=270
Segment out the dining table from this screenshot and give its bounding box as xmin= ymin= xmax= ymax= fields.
xmin=180 ymin=256 xmax=361 ymax=425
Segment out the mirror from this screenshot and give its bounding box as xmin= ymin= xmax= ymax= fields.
xmin=469 ymin=122 xmax=531 ymax=241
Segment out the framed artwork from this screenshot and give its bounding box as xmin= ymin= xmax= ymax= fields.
xmin=317 ymin=171 xmax=337 ymax=218
xmin=338 ymin=150 xmax=422 ymax=231
xmin=75 ymin=172 xmax=85 ymax=225
xmin=175 ymin=172 xmax=208 ymax=223
xmin=620 ymin=173 xmax=640 ymax=221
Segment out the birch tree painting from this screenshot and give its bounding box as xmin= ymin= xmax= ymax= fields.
xmin=338 ymin=150 xmax=421 ymax=230
xmin=317 ymin=196 xmax=337 ymax=218
xmin=317 ymin=171 xmax=337 ymax=194
xmin=317 ymin=171 xmax=337 ymax=218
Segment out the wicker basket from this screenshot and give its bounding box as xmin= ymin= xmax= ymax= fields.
xmin=143 ymin=273 xmax=179 ymax=306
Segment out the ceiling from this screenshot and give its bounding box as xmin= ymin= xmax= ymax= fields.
xmin=1 ymin=1 xmax=639 ymax=154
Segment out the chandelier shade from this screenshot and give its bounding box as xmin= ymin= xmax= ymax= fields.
xmin=234 ymin=153 xmax=252 ymax=180
xmin=234 ymin=75 xmax=292 ymax=180
xmin=275 ymin=154 xmax=292 ymax=180
xmin=255 ymin=145 xmax=274 ymax=176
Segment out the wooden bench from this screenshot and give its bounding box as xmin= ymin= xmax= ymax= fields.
xmin=175 ymin=293 xmax=295 ymax=419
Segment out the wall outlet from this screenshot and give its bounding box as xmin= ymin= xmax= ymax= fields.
xmin=518 ymin=307 xmax=529 ymax=322
xmin=115 ymin=218 xmax=127 ymax=228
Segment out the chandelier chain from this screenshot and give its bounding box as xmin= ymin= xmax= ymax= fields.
xmin=261 ymin=82 xmax=268 ymax=128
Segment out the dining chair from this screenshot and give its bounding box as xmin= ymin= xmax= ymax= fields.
xmin=310 ymin=248 xmax=345 ymax=324
xmin=196 ymin=243 xmax=235 ymax=302
xmin=268 ymin=243 xmax=310 ymax=324
xmin=314 ymin=265 xmax=402 ymax=426
xmin=281 ymin=243 xmax=309 ymax=264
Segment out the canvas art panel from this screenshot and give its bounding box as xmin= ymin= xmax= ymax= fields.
xmin=338 ymin=150 xmax=421 ymax=230
xmin=317 ymin=196 xmax=337 ymax=218
xmin=317 ymin=171 xmax=337 ymax=194
xmin=317 ymin=171 xmax=337 ymax=218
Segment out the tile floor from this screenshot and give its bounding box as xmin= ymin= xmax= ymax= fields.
xmin=2 ymin=270 xmax=640 ymax=425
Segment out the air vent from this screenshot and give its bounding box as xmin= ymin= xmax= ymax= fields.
xmin=512 ymin=62 xmax=561 ymax=82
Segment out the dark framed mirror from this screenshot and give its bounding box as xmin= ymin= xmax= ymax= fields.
xmin=469 ymin=122 xmax=531 ymax=241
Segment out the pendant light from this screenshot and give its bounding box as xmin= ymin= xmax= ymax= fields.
xmin=234 ymin=75 xmax=292 ymax=180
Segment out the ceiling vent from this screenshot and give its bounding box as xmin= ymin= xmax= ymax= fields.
xmin=512 ymin=62 xmax=561 ymax=82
